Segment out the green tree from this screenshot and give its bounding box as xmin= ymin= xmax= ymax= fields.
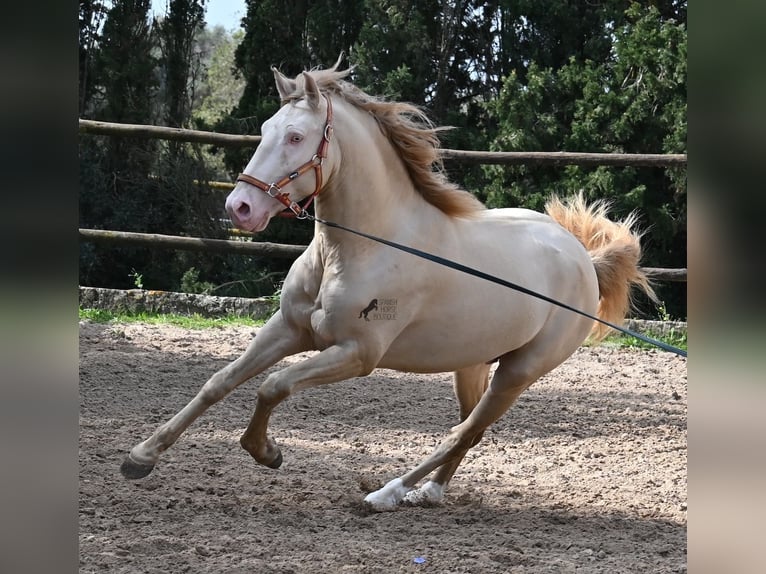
xmin=193 ymin=28 xmax=245 ymax=131
xmin=156 ymin=0 xmax=206 ymax=129
xmin=193 ymin=27 xmax=246 ymax=180
xmin=80 ymin=0 xmax=162 ymax=289
xmin=96 ymin=0 xmax=158 ymax=124
xmin=351 ymin=0 xmax=438 ymax=104
xmin=81 ymin=0 xmax=225 ymax=293
xmin=154 ymin=1 xmax=242 ymax=293
xmin=79 ymin=0 xmax=108 ymax=116
xmin=231 ymin=0 xmax=309 ymax=135
xmin=80 ymin=0 xmax=686 ymax=313
xmin=228 ymin=0 xmax=363 ymax=138
xmin=484 ymin=2 xmax=686 ymax=316
xmin=306 ymin=0 xmax=365 ymax=67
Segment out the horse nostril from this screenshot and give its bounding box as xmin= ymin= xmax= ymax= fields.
xmin=236 ymin=201 xmax=251 ymax=218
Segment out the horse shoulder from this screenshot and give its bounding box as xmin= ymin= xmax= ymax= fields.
xmin=279 ymin=242 xmax=324 ymax=324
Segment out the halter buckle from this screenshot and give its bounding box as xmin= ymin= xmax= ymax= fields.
xmin=286 ymin=201 xmax=303 ymax=216
xmin=267 ymin=183 xmax=282 ymax=198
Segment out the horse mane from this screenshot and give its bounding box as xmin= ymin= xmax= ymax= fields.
xmin=286 ymin=62 xmax=484 ymax=218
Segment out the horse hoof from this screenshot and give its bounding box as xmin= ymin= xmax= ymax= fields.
xmin=266 ymin=451 xmax=283 ymax=469
xmin=120 ymin=455 xmax=155 ymax=479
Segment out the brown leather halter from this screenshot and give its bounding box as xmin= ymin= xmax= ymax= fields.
xmin=235 ymin=93 xmax=334 ymax=218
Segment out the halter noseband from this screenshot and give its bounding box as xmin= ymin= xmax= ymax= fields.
xmin=236 ymin=93 xmax=334 ymax=218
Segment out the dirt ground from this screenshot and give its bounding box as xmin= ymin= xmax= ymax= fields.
xmin=79 ymin=320 xmax=687 ymax=573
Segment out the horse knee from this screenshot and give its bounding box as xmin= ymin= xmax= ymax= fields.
xmin=198 ymin=375 xmax=230 ymax=405
xmin=347 ymin=343 xmax=378 ymax=376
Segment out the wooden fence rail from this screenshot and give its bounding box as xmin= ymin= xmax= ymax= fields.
xmin=79 ymin=228 xmax=305 ymax=259
xmin=79 ymin=119 xmax=686 ymax=167
xmin=79 ymin=119 xmax=262 ymax=146
xmin=79 ymin=228 xmax=686 ymax=282
xmin=79 ymin=118 xmax=687 ymax=285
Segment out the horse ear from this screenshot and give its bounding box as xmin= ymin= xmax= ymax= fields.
xmin=331 ymin=51 xmax=345 ymax=71
xmin=272 ymin=67 xmax=296 ymax=102
xmin=301 ymin=72 xmax=321 ymax=110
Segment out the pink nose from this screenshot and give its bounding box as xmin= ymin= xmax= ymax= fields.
xmin=226 ymin=197 xmax=252 ymax=226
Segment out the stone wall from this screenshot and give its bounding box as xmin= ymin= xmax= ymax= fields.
xmin=79 ymin=286 xmax=686 ymax=335
xmin=79 ymin=287 xmax=275 ymax=320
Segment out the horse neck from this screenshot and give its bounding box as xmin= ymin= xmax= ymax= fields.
xmin=315 ymin=102 xmax=443 ymax=241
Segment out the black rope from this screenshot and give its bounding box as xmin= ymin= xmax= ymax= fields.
xmin=308 ymin=214 xmax=687 ymax=358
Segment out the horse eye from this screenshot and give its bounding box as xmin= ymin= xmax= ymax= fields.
xmin=289 ymin=134 xmax=303 ymax=144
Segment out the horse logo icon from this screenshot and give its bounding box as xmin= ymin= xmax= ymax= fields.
xmin=358 ymin=299 xmax=378 ymax=321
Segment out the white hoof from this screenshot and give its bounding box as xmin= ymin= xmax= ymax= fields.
xmin=402 ymin=481 xmax=445 ymax=506
xmin=363 ymin=478 xmax=410 ymax=511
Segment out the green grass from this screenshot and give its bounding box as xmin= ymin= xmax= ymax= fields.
xmin=79 ymin=308 xmax=265 ymax=329
xmin=80 ymin=308 xmax=687 ymax=354
xmin=598 ymin=328 xmax=687 ymax=353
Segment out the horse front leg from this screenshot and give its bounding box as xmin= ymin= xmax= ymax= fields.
xmin=239 ymin=341 xmax=373 ymax=469
xmin=120 ymin=311 xmax=308 ymax=479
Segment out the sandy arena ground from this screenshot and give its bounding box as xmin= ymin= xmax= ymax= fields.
xmin=79 ymin=321 xmax=687 ymax=573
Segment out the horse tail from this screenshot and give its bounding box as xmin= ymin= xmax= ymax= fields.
xmin=545 ymin=193 xmax=658 ymax=340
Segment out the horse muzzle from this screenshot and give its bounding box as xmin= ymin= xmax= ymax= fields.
xmin=225 ymin=186 xmax=278 ymax=232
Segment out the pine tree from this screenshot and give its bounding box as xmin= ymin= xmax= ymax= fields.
xmin=483 ymin=2 xmax=686 ymax=315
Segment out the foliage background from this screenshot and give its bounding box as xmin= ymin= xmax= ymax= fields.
xmin=79 ymin=0 xmax=686 ymax=318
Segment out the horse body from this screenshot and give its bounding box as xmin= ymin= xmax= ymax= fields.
xmin=282 ymin=212 xmax=596 ymax=374
xmin=120 ymin=60 xmax=652 ymax=511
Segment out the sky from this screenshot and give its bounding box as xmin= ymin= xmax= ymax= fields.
xmin=151 ymin=0 xmax=246 ymax=31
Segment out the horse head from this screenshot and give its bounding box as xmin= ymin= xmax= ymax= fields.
xmin=225 ymin=69 xmax=335 ymax=232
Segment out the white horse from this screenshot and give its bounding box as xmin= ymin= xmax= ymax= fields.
xmin=121 ymin=60 xmax=655 ymax=511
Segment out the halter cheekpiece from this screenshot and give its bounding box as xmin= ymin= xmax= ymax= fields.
xmin=236 ymin=93 xmax=334 ymax=218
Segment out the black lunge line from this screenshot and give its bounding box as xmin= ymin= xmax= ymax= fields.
xmin=306 ymin=214 xmax=687 ymax=358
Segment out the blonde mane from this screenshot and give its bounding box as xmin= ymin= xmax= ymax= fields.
xmin=283 ymin=63 xmax=484 ymax=218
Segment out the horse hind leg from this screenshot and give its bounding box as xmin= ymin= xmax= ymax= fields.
xmin=402 ymin=363 xmax=490 ymax=506
xmin=364 ymin=327 xmax=580 ymax=511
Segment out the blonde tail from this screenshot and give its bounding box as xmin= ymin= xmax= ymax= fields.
xmin=545 ymin=193 xmax=657 ymax=340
